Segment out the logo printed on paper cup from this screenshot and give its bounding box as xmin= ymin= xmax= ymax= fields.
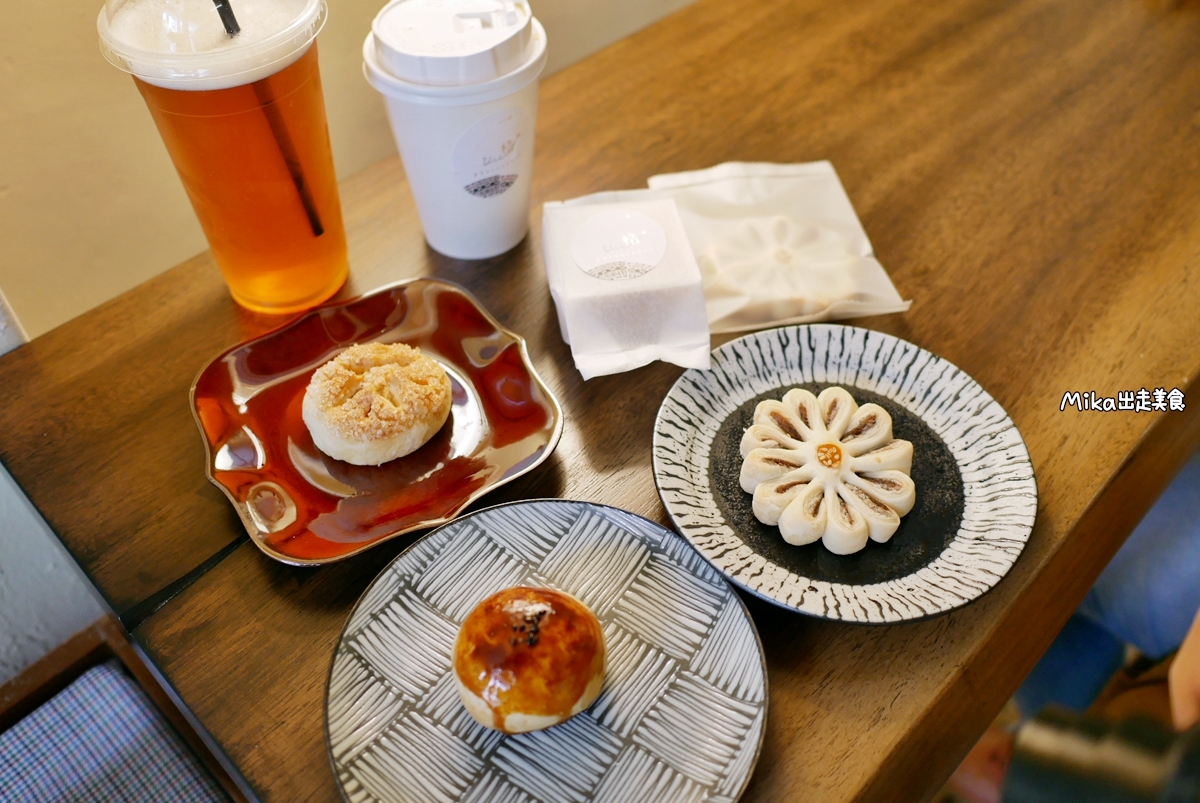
xmin=452 ymin=108 xmax=526 ymax=198
xmin=571 ymin=210 xmax=668 ymax=281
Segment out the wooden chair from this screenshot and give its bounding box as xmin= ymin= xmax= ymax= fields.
xmin=0 ymin=614 xmax=253 ymax=802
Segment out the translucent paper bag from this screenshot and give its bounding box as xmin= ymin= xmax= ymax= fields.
xmin=647 ymin=162 xmax=911 ymax=333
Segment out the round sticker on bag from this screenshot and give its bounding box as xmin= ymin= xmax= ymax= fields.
xmin=570 ymin=210 xmax=668 ymax=281
xmin=452 ymin=108 xmax=526 ymax=198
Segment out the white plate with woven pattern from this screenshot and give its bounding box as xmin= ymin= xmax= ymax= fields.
xmin=325 ymin=499 xmax=767 ymax=803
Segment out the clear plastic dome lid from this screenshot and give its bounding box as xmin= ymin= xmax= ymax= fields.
xmin=98 ymin=0 xmax=326 ymax=89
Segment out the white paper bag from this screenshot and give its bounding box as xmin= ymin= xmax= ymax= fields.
xmin=542 ymin=197 xmax=710 ymax=379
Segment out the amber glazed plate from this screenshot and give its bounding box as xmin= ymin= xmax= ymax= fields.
xmin=191 ymin=279 xmax=563 ymax=565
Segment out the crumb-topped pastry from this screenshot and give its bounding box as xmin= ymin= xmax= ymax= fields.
xmin=453 ymin=587 xmax=606 ymax=734
xmin=302 ymin=342 xmax=452 ymax=466
xmin=740 ymin=386 xmax=916 ymax=555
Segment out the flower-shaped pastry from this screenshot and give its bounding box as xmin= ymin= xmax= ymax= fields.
xmin=739 ymin=387 xmax=916 ymax=555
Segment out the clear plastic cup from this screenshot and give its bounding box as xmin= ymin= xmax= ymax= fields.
xmin=99 ymin=0 xmax=348 ymax=314
xmin=363 ymin=0 xmax=547 ymax=260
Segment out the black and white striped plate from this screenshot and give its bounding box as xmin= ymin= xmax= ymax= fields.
xmin=325 ymin=500 xmax=767 ymax=803
xmin=653 ymin=324 xmax=1037 ymax=623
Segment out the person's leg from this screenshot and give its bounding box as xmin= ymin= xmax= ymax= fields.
xmin=1077 ymin=451 xmax=1200 ymax=660
xmin=1014 ymin=451 xmax=1200 ymax=715
xmin=951 ymin=452 xmax=1200 ymax=802
xmin=1013 ymin=614 xmax=1125 ymax=716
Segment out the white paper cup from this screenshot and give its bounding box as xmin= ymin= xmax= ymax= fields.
xmin=363 ymin=1 xmax=547 ymax=260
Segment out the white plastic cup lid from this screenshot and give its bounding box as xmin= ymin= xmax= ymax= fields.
xmin=98 ymin=0 xmax=326 ymax=90
xmin=371 ymin=0 xmax=534 ymax=86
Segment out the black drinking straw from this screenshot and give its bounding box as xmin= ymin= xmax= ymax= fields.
xmin=212 ymin=0 xmax=325 ymax=237
xmin=212 ymin=0 xmax=241 ymax=36
xmin=252 ymin=81 xmax=325 ymax=237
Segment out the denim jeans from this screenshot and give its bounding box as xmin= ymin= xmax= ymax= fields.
xmin=1015 ymin=451 xmax=1200 ymax=716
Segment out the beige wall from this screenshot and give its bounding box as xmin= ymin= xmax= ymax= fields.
xmin=0 ymin=0 xmax=693 ymax=339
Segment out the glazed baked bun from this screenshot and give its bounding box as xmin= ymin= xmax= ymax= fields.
xmin=302 ymin=342 xmax=452 ymax=466
xmin=453 ymin=587 xmax=606 ymax=734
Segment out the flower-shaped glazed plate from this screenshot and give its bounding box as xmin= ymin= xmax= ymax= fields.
xmin=192 ymin=279 xmax=563 ymax=565
xmin=325 ymin=499 xmax=767 ymax=803
xmin=653 ymin=324 xmax=1038 ymax=623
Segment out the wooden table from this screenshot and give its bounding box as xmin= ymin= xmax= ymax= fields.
xmin=4 ymin=0 xmax=1200 ymax=799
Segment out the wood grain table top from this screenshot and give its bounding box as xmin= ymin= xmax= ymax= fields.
xmin=3 ymin=0 xmax=1200 ymax=800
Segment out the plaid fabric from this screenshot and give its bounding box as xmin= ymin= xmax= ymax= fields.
xmin=0 ymin=660 xmax=228 ymax=802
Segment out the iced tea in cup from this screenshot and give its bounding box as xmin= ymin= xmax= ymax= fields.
xmin=98 ymin=0 xmax=348 ymax=314
xmin=364 ymin=0 xmax=547 ymax=259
